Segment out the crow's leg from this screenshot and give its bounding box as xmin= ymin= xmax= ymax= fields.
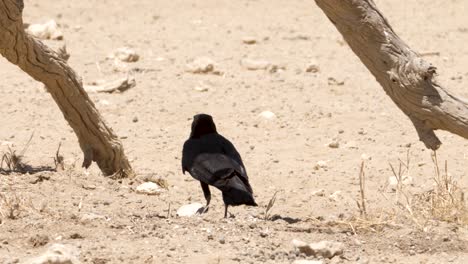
xmin=200 ymin=182 xmax=211 ymax=214
xmin=224 ymin=204 xmax=229 ymax=218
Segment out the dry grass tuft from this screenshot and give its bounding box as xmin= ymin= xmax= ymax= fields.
xmin=412 ymin=152 xmax=467 ymax=225
xmin=356 ymin=161 xmax=367 ymax=218
xmin=0 ymin=133 xmax=34 ymax=173
xmin=264 ymin=191 xmax=278 ymax=221
xmin=54 ymin=142 xmax=65 ymax=171
xmin=0 ymin=188 xmax=23 ymax=220
xmin=346 ymin=150 xmax=467 ymax=234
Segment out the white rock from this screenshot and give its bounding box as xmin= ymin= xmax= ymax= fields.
xmin=311 ymin=189 xmax=325 ymax=197
xmin=25 ymin=243 xmax=80 ymax=264
xmin=109 ymin=47 xmax=140 ymax=62
xmin=293 ymin=260 xmax=323 ymax=264
xmin=292 ymin=239 xmax=344 ymax=259
xmin=0 ymin=140 xmax=14 ymax=147
xmin=360 ymin=153 xmax=371 ymax=160
xmin=241 ymin=58 xmax=271 ymax=70
xmin=258 ymin=111 xmax=276 ymax=120
xmin=314 ymin=160 xmax=328 ymax=170
xmin=388 ymin=175 xmax=413 ymax=190
xmin=305 ymin=61 xmax=320 ymax=73
xmin=194 ymin=86 xmax=209 ymax=92
xmin=26 ymin=20 xmax=63 ymax=40
xmin=186 ymin=57 xmax=216 ymax=74
xmin=136 ymin=182 xmax=163 ymax=195
xmin=176 ymin=203 xmax=204 ymax=217
xmin=308 ymin=241 xmax=344 ymax=258
xmin=329 ymin=191 xmax=343 ymax=202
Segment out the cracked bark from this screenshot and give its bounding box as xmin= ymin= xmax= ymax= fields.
xmin=315 ymin=0 xmax=468 ymax=150
xmin=0 ymin=0 xmax=134 ymax=177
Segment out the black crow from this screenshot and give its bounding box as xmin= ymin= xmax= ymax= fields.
xmin=182 ymin=114 xmax=257 ymax=218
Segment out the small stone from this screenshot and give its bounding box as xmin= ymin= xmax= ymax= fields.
xmin=258 ymin=111 xmax=276 ymax=120
xmin=69 ymin=233 xmax=84 ymax=239
xmin=219 ymin=236 xmax=226 ymax=244
xmin=194 ymin=86 xmax=209 ymax=92
xmin=305 ymin=61 xmax=320 ymax=73
xmin=176 ymin=203 xmax=204 ymax=217
xmin=29 ymin=234 xmax=49 ymax=248
xmin=241 ymin=58 xmax=271 ymax=70
xmin=25 ymin=243 xmax=80 ymax=264
xmin=311 ymin=189 xmax=325 ymax=197
xmin=242 ymin=36 xmax=257 ymax=44
xmin=259 ymin=230 xmax=269 ymax=238
xmin=109 ymin=47 xmax=140 ymax=62
xmin=132 ymin=116 xmax=139 ymax=123
xmin=186 ymin=57 xmax=217 ymax=74
xmin=292 ymin=239 xmax=344 ymax=259
xmin=329 ymin=191 xmax=343 ymax=202
xmin=328 ymin=141 xmax=339 ymax=148
xmin=136 ymin=182 xmax=163 ymax=195
xmin=360 ymin=153 xmax=371 ymax=160
xmin=314 ymin=160 xmax=328 ymax=170
xmin=26 ymin=20 xmax=63 ymax=40
xmin=327 ymin=77 xmax=344 ymax=86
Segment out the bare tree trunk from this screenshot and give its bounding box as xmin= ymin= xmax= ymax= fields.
xmin=0 ymin=0 xmax=134 ymax=177
xmin=315 ymin=0 xmax=468 ymax=150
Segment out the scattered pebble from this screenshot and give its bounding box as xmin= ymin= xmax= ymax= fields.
xmin=136 ymin=182 xmax=164 ymax=195
xmin=25 ymin=243 xmax=80 ymax=264
xmin=28 ymin=234 xmax=49 ymax=248
xmin=305 ymin=61 xmax=320 ymax=73
xmin=328 ymin=141 xmax=339 ymax=148
xmin=26 ymin=20 xmax=63 ymax=40
xmin=241 ymin=58 xmax=271 ymax=70
xmin=108 ymin=47 xmax=140 ymax=62
xmin=327 ymin=77 xmax=344 ymax=86
xmin=242 ymin=36 xmax=257 ymax=44
xmin=132 ymin=116 xmax=139 ymax=123
xmin=186 ymin=57 xmax=220 ymax=74
xmin=328 ymin=191 xmax=343 ymax=202
xmin=311 ymin=189 xmax=325 ymax=197
xmin=360 ymin=153 xmax=371 ymax=160
xmin=219 ymin=236 xmax=226 ymax=244
xmin=194 ymin=86 xmax=209 ymax=92
xmin=176 ymin=203 xmax=204 ymax=217
xmin=314 ymin=160 xmax=328 ymax=170
xmin=260 ymin=230 xmax=269 ymax=238
xmin=292 ymin=239 xmax=344 ymax=259
xmin=258 ymin=110 xmax=276 ymax=120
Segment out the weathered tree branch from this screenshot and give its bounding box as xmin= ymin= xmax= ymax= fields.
xmin=315 ymin=0 xmax=468 ymax=150
xmin=0 ymin=0 xmax=134 ymax=177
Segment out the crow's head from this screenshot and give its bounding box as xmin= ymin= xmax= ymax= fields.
xmin=190 ymin=114 xmax=217 ymax=138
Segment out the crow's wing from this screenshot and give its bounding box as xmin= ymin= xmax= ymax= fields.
xmin=181 ymin=139 xmax=197 ymax=174
xmin=215 ymin=135 xmax=247 ymax=177
xmin=188 ymin=153 xmax=244 ymax=184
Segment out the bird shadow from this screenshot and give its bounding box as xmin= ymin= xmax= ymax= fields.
xmin=269 ymin=214 xmax=302 ymax=224
xmin=0 ymin=165 xmax=56 ymax=176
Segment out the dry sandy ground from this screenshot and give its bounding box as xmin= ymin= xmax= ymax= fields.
xmin=0 ymin=0 xmax=467 ymax=263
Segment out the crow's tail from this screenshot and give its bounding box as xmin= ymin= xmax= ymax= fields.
xmin=219 ymin=175 xmax=257 ymax=206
